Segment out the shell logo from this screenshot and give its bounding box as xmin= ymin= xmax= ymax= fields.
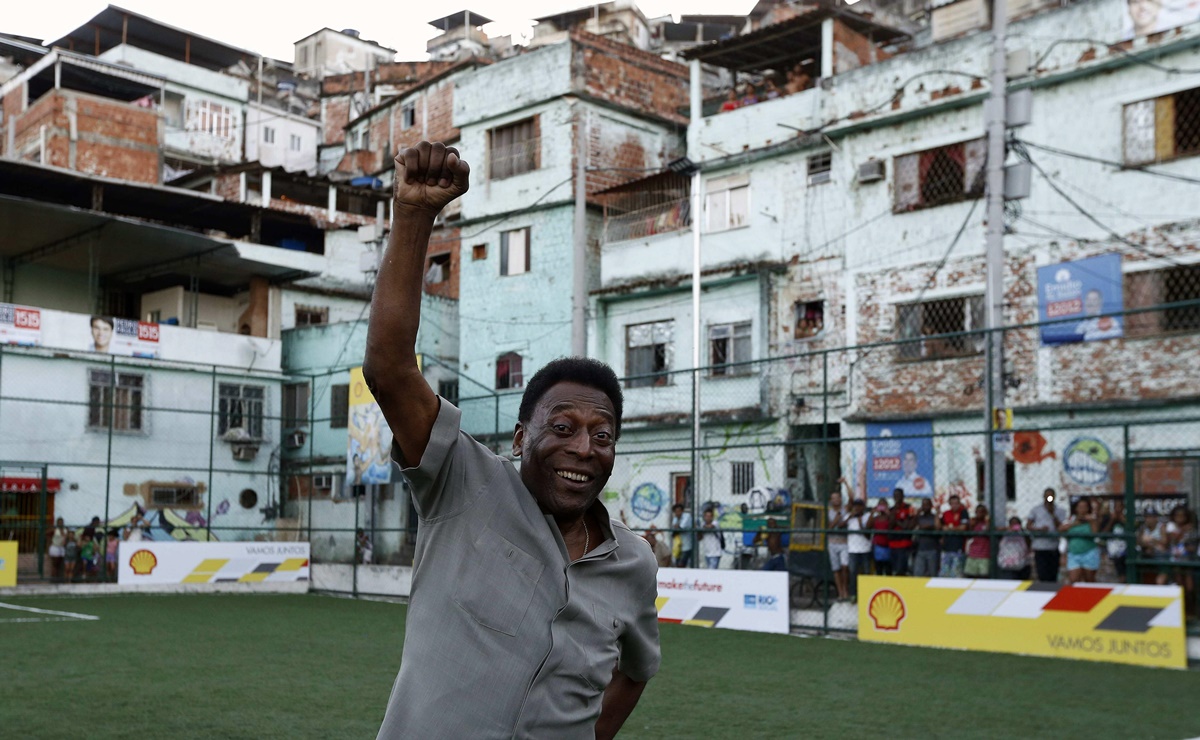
xmin=868 ymin=589 xmax=907 ymax=631
xmin=129 ymin=549 xmax=158 ymax=575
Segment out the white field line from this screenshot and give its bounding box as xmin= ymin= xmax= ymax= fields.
xmin=0 ymin=601 xmax=100 ymax=621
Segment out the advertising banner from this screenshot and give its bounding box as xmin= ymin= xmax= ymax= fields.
xmin=866 ymin=421 xmax=935 ymax=500
xmin=1037 ymin=254 xmax=1123 ymax=345
xmin=857 ymin=576 xmax=1186 ymax=669
xmin=118 ymin=541 xmax=310 ymax=585
xmin=88 ymin=315 xmax=160 ymax=358
xmin=1124 ymin=0 xmax=1200 ymax=38
xmin=0 ymin=303 xmax=42 ymax=346
xmin=655 ymin=567 xmax=788 ymax=634
xmin=347 ymin=366 xmax=393 ymax=486
xmin=0 ymin=541 xmax=17 ymax=587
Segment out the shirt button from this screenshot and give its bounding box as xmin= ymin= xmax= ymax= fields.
xmin=613 ymin=618 xmax=619 ymax=628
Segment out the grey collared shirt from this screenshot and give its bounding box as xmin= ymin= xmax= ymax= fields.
xmin=377 ymin=400 xmax=661 ymax=740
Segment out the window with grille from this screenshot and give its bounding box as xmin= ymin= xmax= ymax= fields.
xmin=896 ymin=295 xmax=985 ymax=361
xmin=794 ymin=300 xmax=825 ymax=339
xmin=1125 ymin=264 xmax=1200 ymax=337
xmin=1124 ymin=87 xmax=1200 ymax=165
xmin=263 ymin=126 xmax=275 ymax=144
xmin=894 ymin=139 xmax=985 ymax=212
xmin=625 ymin=320 xmax=673 ymax=388
xmin=710 ymin=322 xmax=752 ymax=376
xmin=496 ymin=352 xmax=524 ymax=390
xmin=705 ymin=174 xmax=750 ymax=232
xmin=186 ymin=99 xmax=235 ymax=139
xmin=88 ymin=370 xmax=144 ymax=432
xmin=330 ymin=384 xmax=349 ymax=428
xmin=150 ymin=484 xmax=200 ymax=508
xmin=731 ymin=461 xmax=755 ymax=495
xmin=807 ymin=152 xmax=832 ymax=185
xmin=438 ymin=379 xmax=459 ymax=405
xmin=283 ymin=382 xmax=309 ymax=428
xmin=218 ymin=383 xmax=265 ymax=439
xmin=489 ymin=117 xmax=538 ymax=180
xmin=426 ymin=252 xmax=451 ymax=284
xmin=294 ymin=305 xmax=328 ymax=327
xmin=500 ymin=227 xmax=530 ymax=276
xmin=402 ymin=103 xmax=416 ymax=130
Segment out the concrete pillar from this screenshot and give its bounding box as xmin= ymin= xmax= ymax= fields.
xmin=262 ymin=170 xmax=272 ymax=204
xmin=328 ymin=185 xmax=337 ymax=222
xmin=821 ymin=18 xmax=834 ymax=80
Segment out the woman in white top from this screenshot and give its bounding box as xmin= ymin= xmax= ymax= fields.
xmin=48 ymin=517 xmax=68 ymax=581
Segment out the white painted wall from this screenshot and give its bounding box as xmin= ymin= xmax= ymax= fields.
xmin=246 ymin=103 xmax=320 ymax=174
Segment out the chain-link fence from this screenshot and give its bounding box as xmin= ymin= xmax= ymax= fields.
xmin=3 ymin=303 xmax=1198 ymax=643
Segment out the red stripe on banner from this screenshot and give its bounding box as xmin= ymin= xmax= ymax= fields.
xmin=658 ymin=618 xmax=684 ymax=624
xmin=1042 ymin=586 xmax=1112 ymax=613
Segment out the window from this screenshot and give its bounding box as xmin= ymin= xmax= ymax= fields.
xmin=709 ymin=322 xmax=752 ymax=376
xmin=500 ymin=227 xmax=530 ymax=276
xmin=425 ymin=252 xmax=451 ymax=284
xmin=807 ymin=152 xmax=832 ymax=185
xmin=149 ymin=484 xmax=200 ymax=508
xmin=1125 ymin=264 xmax=1200 ymax=337
xmin=186 ymin=99 xmax=235 ymax=139
xmin=496 ymin=352 xmax=524 ymax=390
xmin=1124 ymin=87 xmax=1200 ymax=165
xmin=330 ymin=384 xmax=349 ymax=428
xmin=489 ymin=117 xmax=538 ymax=179
xmin=283 ymin=382 xmax=309 ymax=429
xmin=88 ymin=370 xmax=144 ymax=432
xmin=731 ymin=462 xmax=755 ymax=495
xmin=705 ymin=174 xmax=750 ymax=232
xmin=218 ymin=383 xmax=265 ymax=439
xmin=263 ymin=126 xmax=276 ymax=144
xmin=896 ymin=295 xmax=985 ymax=361
xmin=438 ymin=379 xmax=459 ymax=405
xmin=625 ymin=320 xmax=673 ymax=388
xmin=289 ymin=133 xmax=302 ymax=152
xmin=472 ymin=243 xmax=487 ymax=261
xmin=401 ymin=102 xmax=416 ymax=130
xmin=794 ymin=300 xmax=825 ymax=339
xmin=894 ymin=139 xmax=985 ymax=212
xmin=975 ymin=459 xmax=1016 ymax=502
xmin=294 ymin=305 xmax=328 ymax=327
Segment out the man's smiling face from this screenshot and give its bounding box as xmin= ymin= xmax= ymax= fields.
xmin=513 ymin=381 xmax=617 ymax=519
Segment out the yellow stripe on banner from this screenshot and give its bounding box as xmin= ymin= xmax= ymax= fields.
xmin=655 ymin=597 xmax=669 ymax=611
xmin=182 ymin=574 xmax=214 ymax=584
xmin=275 ymin=558 xmax=307 ymax=572
xmin=190 ymin=558 xmax=230 ymax=574
xmin=238 ymin=572 xmax=270 ymax=583
xmin=682 ymin=619 xmax=716 ymax=628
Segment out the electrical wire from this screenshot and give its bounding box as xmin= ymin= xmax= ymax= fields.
xmin=1015 ymin=138 xmax=1200 ymax=187
xmin=1031 ymin=37 xmax=1200 ymax=75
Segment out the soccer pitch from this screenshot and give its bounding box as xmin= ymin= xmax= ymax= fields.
xmin=3 ymin=594 xmax=1197 ymax=739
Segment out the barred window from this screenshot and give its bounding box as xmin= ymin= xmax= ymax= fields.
xmin=1125 ymin=264 xmax=1200 ymax=338
xmin=1124 ymin=87 xmax=1200 ymax=166
xmin=282 ymin=382 xmax=309 ymax=429
xmin=496 ymin=352 xmax=524 ymax=390
xmin=896 ymin=295 xmax=985 ymax=361
xmin=186 ymin=99 xmax=235 ymax=140
xmin=218 ymin=383 xmax=265 ymax=439
xmin=731 ymin=461 xmax=755 ymax=495
xmin=150 ymin=484 xmax=200 ymax=508
xmin=438 ymin=380 xmax=459 ymax=405
xmin=710 ymin=322 xmax=752 ymax=376
xmin=330 ymin=384 xmax=349 ymax=429
xmin=88 ymin=370 xmax=144 ymax=432
xmin=894 ymin=139 xmax=985 ymax=212
xmin=625 ymin=320 xmax=673 ymax=388
xmin=807 ymin=152 xmax=832 ymax=185
xmin=489 ymin=118 xmax=539 ymax=180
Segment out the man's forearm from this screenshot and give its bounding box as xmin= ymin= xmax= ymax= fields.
xmin=364 ymin=207 xmax=435 ymax=376
xmin=595 ymin=669 xmax=647 ymax=740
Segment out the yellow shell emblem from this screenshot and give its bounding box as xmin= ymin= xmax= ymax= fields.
xmin=868 ymin=589 xmax=906 ymax=631
xmin=129 ymin=549 xmax=158 ymax=576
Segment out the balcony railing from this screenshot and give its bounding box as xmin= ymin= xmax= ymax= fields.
xmin=603 ymin=197 xmax=692 ymax=243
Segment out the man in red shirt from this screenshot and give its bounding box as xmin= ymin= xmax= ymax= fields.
xmin=939 ymin=494 xmax=970 ymax=577
xmin=888 ymin=489 xmax=916 ymax=576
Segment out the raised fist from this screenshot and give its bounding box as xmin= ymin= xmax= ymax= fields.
xmin=394 ymin=141 xmax=470 ymax=216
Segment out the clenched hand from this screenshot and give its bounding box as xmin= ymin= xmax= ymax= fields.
xmin=394 ymin=141 xmax=470 ymax=216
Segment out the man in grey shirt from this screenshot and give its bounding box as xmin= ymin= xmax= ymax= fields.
xmin=1026 ymin=487 xmax=1065 ymax=583
xmin=365 ymin=142 xmax=660 ymax=739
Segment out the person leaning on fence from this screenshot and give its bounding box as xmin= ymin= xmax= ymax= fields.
xmin=671 ymin=503 xmax=694 ymax=568
xmin=998 ymin=517 xmax=1031 ymax=580
xmin=964 ymin=505 xmax=992 ymax=578
xmin=868 ymin=499 xmax=893 ymax=576
xmin=939 ymin=495 xmax=969 ymax=578
xmin=47 ymin=517 xmax=67 ymax=582
xmin=845 ymin=499 xmax=873 ymax=599
xmin=366 ymin=142 xmax=659 ymax=740
xmin=1138 ymin=508 xmax=1170 ymax=585
xmin=1027 ymin=488 xmax=1065 ymax=583
xmin=699 ymin=507 xmax=724 ymax=569
xmin=63 ymin=528 xmax=79 ymax=583
xmin=888 ymin=490 xmax=916 ymax=577
xmin=1165 ymin=504 xmax=1197 ymax=619
xmin=826 ymin=483 xmax=852 ymax=600
xmin=912 ymin=498 xmax=940 ymax=577
xmin=1059 ymin=497 xmax=1100 ymax=584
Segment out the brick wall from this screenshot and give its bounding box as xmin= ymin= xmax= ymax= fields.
xmin=324 ymin=97 xmax=351 ymax=145
xmin=215 ymin=173 xmax=241 ymax=201
xmin=572 ymin=31 xmax=689 ymax=125
xmin=425 ymin=226 xmax=460 ymax=300
xmin=832 ymin=20 xmax=892 ymax=75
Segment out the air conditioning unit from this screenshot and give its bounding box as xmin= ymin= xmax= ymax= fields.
xmin=285 ymin=430 xmax=307 ymax=449
xmin=231 ymin=444 xmax=259 ymax=462
xmin=856 ymin=160 xmax=886 ymax=184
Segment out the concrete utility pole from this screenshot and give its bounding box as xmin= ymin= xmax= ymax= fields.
xmin=572 ymin=111 xmax=588 ymax=356
xmin=984 ymin=0 xmax=1009 ymax=531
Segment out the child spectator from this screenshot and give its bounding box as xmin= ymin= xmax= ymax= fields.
xmin=719 ymin=89 xmax=740 ymax=112
xmin=1138 ymin=508 xmax=1170 ymax=585
xmin=868 ymin=498 xmax=892 ymax=576
xmin=1165 ymin=505 xmax=1196 ymax=619
xmin=762 ymin=78 xmax=781 ymax=100
xmin=1100 ymin=499 xmax=1128 ymax=582
xmin=79 ymin=532 xmax=98 ymax=583
xmin=998 ymin=517 xmax=1031 ymax=580
xmin=845 ymin=499 xmax=873 ymax=598
xmin=48 ymin=517 xmax=68 ymax=582
xmin=63 ymin=529 xmax=79 ymax=583
xmin=738 ymin=84 xmax=759 ymax=107
xmin=106 ymin=529 xmax=120 ymax=581
xmin=1059 ymin=497 xmax=1100 ymax=584
xmin=939 ymin=495 xmax=970 ymax=577
xmin=964 ymin=505 xmax=991 ymax=577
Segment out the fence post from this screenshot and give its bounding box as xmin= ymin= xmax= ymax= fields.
xmin=1123 ymin=424 xmax=1135 ymax=584
xmin=353 ymin=485 xmax=360 ymax=597
xmin=822 ymin=351 xmax=830 ymax=635
xmin=984 ymin=337 xmax=999 ymax=578
xmin=103 ymin=356 xmax=115 ymax=580
xmin=37 ymin=465 xmax=47 ymax=578
xmin=206 ymin=366 xmax=217 ymax=542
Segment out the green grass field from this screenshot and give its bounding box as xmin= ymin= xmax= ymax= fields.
xmin=3 ymin=593 xmax=1198 ymax=739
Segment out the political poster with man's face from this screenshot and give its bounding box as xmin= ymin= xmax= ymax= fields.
xmin=88 ymin=316 xmax=160 ymax=358
xmin=1036 ymin=254 xmax=1124 ymax=346
xmin=1123 ymin=0 xmax=1200 ymax=39
xmin=866 ymin=421 xmax=935 ymax=501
